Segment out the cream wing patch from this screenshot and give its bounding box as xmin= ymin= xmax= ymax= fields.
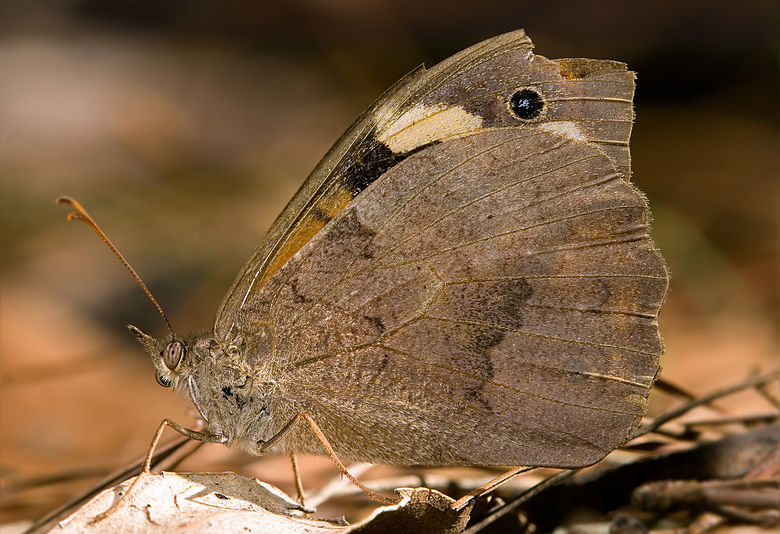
xmin=538 ymin=121 xmax=587 ymax=141
xmin=377 ymin=103 xmax=484 ymax=153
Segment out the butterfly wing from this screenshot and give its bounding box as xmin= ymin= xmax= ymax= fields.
xmin=215 ymin=29 xmax=635 ymax=341
xmin=217 ymin=30 xmax=668 ymax=467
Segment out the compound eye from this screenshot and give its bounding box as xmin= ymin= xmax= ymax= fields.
xmin=156 ymin=373 xmax=172 ymax=388
xmin=162 ymin=341 xmax=185 ymax=369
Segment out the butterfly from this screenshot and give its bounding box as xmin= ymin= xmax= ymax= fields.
xmin=100 ymin=29 xmax=669 ymax=479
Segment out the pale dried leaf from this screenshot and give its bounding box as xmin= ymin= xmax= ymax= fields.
xmin=52 ymin=473 xmax=472 ymax=534
xmin=53 ymin=472 xmax=333 ymax=533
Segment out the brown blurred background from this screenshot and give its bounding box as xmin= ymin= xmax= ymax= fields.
xmin=1 ymin=0 xmax=777 ymax=527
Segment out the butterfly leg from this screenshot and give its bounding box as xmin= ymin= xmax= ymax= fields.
xmin=91 ymin=418 xmax=224 ymax=523
xmin=260 ymin=412 xmax=398 ymax=505
xmin=288 ymin=451 xmax=307 ymax=507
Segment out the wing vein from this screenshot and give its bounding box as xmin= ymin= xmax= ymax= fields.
xmin=422 ymin=315 xmax=660 ymax=356
xmin=377 ymin=344 xmax=637 ymax=419
xmin=375 ymin=207 xmax=649 ymax=266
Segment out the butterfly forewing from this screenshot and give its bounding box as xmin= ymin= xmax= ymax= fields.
xmin=216 ymin=29 xmax=635 ymax=340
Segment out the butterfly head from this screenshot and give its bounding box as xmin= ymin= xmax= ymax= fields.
xmin=128 ymin=324 xmax=194 ymax=390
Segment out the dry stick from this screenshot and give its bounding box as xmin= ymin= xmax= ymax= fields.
xmin=755 ymin=381 xmax=780 ymax=407
xmin=636 ymin=479 xmax=780 ymax=510
xmin=710 ymin=504 xmax=780 ymax=526
xmin=647 ymin=427 xmax=699 ymax=440
xmin=461 ymin=371 xmax=779 ymax=533
xmin=4 ymin=468 xmax=108 ymax=493
xmin=24 ymin=435 xmax=198 ymax=534
xmin=690 ymin=443 xmax=779 ymax=531
xmin=688 ymin=510 xmax=728 ymax=534
xmin=654 ymin=377 xmax=698 ymax=401
xmin=632 ymin=371 xmax=779 ymax=440
xmin=451 ymin=466 xmax=535 ymax=511
xmin=687 ymin=436 xmax=780 ymax=530
xmin=684 ymin=413 xmax=779 ymax=429
xmin=708 ymin=487 xmax=780 ymax=509
xmin=463 ymin=470 xmax=576 ymax=534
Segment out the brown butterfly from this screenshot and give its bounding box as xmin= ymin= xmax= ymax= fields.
xmin=65 ymin=29 xmax=667 ymax=503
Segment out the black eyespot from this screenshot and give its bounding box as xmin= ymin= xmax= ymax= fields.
xmin=156 ymin=373 xmax=172 ymax=388
xmin=510 ymin=88 xmax=544 ymax=120
xmin=162 ymin=340 xmax=185 ymax=369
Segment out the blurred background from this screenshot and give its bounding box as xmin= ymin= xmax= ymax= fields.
xmin=1 ymin=0 xmax=777 ymax=527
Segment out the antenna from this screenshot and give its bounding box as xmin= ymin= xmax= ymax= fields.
xmin=57 ymin=196 xmax=175 ymax=338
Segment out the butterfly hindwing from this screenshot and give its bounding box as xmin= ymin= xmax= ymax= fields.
xmin=233 ymin=133 xmax=665 ymax=466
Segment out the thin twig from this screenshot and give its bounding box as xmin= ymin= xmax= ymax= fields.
xmin=463 ymin=470 xmax=575 ymax=534
xmin=684 ymin=413 xmax=779 ymax=429
xmin=755 ymin=381 xmax=780 ymax=407
xmin=634 ymin=371 xmax=779 ymax=439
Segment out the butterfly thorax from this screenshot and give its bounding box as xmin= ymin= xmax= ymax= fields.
xmin=132 ymin=326 xmax=281 ymax=454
